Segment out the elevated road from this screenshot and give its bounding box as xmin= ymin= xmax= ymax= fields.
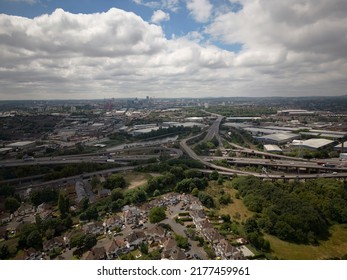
xmin=180 ymin=120 xmax=347 ymax=180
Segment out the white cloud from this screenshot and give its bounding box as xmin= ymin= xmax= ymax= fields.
xmin=151 ymin=10 xmax=170 ymax=24
xmin=5 ymin=0 xmax=38 ymax=4
xmin=0 ymin=3 xmax=346 ymax=100
xmin=0 ymin=8 xmax=236 ymax=99
xmin=187 ymin=0 xmax=213 ymax=22
xmin=133 ymin=0 xmax=180 ymax=12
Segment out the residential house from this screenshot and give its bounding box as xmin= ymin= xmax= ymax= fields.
xmin=145 ymin=225 xmax=166 ymax=242
xmin=182 ymin=194 xmax=200 ymax=205
xmin=169 ymin=248 xmax=187 ymax=260
xmin=202 ymin=228 xmax=223 ymax=244
xmin=43 ymin=236 xmax=65 ymax=253
xmin=125 ymin=230 xmax=146 ymax=250
xmin=190 ymin=210 xmax=206 ymax=224
xmin=161 ymin=237 xmax=187 ymax=260
xmin=103 ymin=215 xmax=123 ymax=231
xmin=23 ymin=248 xmax=42 ymax=260
xmin=98 ymin=188 xmax=111 ymax=199
xmin=0 ymin=213 xmax=11 ymax=224
xmin=139 ymin=203 xmax=153 ymax=215
xmin=195 ymin=219 xmax=212 ymax=232
xmin=75 ymin=181 xmax=87 ymax=204
xmin=214 ymin=239 xmax=244 ymax=260
xmin=83 ymin=221 xmax=104 ymax=235
xmin=85 ymin=246 xmax=106 ymax=260
xmin=189 ymin=202 xmax=203 ymax=211
xmin=122 ymin=205 xmax=141 ymax=225
xmin=14 ymin=203 xmax=34 ymax=217
xmin=163 ymin=193 xmax=180 ymax=205
xmin=106 ymin=239 xmax=128 ymax=259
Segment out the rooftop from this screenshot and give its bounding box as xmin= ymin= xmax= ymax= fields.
xmin=292 ymin=138 xmax=335 ymax=149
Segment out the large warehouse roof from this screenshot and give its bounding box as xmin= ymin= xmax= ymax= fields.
xmin=292 ymin=138 xmax=335 ymax=150
xmin=263 ymin=144 xmax=282 ymax=152
xmin=6 ymin=141 xmax=35 ymax=148
xmin=256 ymin=133 xmax=299 ymax=144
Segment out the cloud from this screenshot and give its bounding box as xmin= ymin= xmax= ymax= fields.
xmin=5 ymin=0 xmax=38 ymax=4
xmin=151 ymin=10 xmax=170 ymax=24
xmin=0 ymin=8 xmax=236 ymax=99
xmin=133 ymin=0 xmax=180 ymax=12
xmin=186 ymin=0 xmax=213 ymax=22
xmin=0 ymin=3 xmax=346 ymax=100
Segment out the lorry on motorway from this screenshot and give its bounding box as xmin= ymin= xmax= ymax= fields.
xmin=106 ymin=159 xmax=115 ymax=162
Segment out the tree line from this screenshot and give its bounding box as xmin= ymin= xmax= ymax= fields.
xmin=233 ymin=176 xmax=347 ymax=244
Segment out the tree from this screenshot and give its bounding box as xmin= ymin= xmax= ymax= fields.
xmin=0 ymin=245 xmax=10 ymax=259
xmin=104 ymin=174 xmax=127 ymax=190
xmin=81 ymin=197 xmax=89 ymax=211
xmin=209 ymin=170 xmax=219 ymax=181
xmin=184 ymin=169 xmax=203 ymax=179
xmin=70 ymin=233 xmax=86 ymax=249
xmin=174 ymin=234 xmax=189 ymax=249
xmin=219 ymin=193 xmax=232 ymax=205
xmin=124 ymin=188 xmax=147 ymax=204
xmin=91 ymin=176 xmax=101 ymax=191
xmin=5 ymin=197 xmax=20 ymax=213
xmin=26 ymin=230 xmax=43 ymax=250
xmin=0 ymin=186 xmax=15 ymax=197
xmin=198 ymin=192 xmax=215 ymax=208
xmin=149 ymin=207 xmax=166 ymax=224
xmin=84 ymin=234 xmax=97 ymax=250
xmin=35 ymin=214 xmax=43 ymax=233
xmin=58 ymin=192 xmax=70 ymax=218
xmin=153 ymin=189 xmax=161 ymax=197
xmin=18 ymin=223 xmax=38 ymax=248
xmin=244 ymin=217 xmax=259 ymax=234
xmin=139 ymin=242 xmax=148 ymax=254
xmin=111 ymin=188 xmax=124 ymax=201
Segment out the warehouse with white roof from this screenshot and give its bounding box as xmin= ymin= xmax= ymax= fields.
xmin=256 ymin=133 xmax=299 ymax=145
xmin=291 ymin=138 xmax=335 ymax=150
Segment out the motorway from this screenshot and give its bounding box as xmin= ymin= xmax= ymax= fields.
xmin=203 ymin=116 xmax=224 ymax=142
xmin=0 ymin=147 xmax=183 ymax=168
xmin=2 ymin=114 xmax=347 ymax=190
xmin=0 ymin=146 xmax=183 ymax=187
xmin=203 ymin=156 xmax=347 ymax=172
xmin=180 ymin=113 xmax=347 ymax=180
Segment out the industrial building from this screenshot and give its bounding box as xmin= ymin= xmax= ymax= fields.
xmin=300 ymin=129 xmax=347 ymax=140
xmin=6 ymin=141 xmax=36 ymax=149
xmin=277 ymin=109 xmax=315 ymax=116
xmin=334 ymin=141 xmax=347 ymax=152
xmin=255 ymin=133 xmax=299 ymax=145
xmin=131 ymin=126 xmax=160 ymax=136
xmin=226 ymin=117 xmax=262 ymax=121
xmin=263 ymin=144 xmax=282 ymax=153
xmin=291 ymin=138 xmax=335 ymax=150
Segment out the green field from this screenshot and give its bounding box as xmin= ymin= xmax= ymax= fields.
xmin=265 ymin=224 xmax=347 ymax=260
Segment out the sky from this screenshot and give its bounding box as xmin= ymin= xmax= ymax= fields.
xmin=0 ymin=0 xmax=346 ymax=100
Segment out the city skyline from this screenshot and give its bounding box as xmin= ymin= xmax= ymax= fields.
xmin=0 ymin=0 xmax=347 ymax=100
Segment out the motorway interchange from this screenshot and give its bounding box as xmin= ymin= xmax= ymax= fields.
xmin=1 ymin=116 xmax=347 ymax=191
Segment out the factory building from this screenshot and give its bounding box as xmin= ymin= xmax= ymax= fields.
xmin=291 ymin=138 xmax=335 ymax=150
xmin=256 ymin=133 xmax=299 ymax=145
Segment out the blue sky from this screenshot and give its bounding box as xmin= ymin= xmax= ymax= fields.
xmin=0 ymin=0 xmax=346 ymax=99
xmin=0 ymin=0 xmax=243 ymax=51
